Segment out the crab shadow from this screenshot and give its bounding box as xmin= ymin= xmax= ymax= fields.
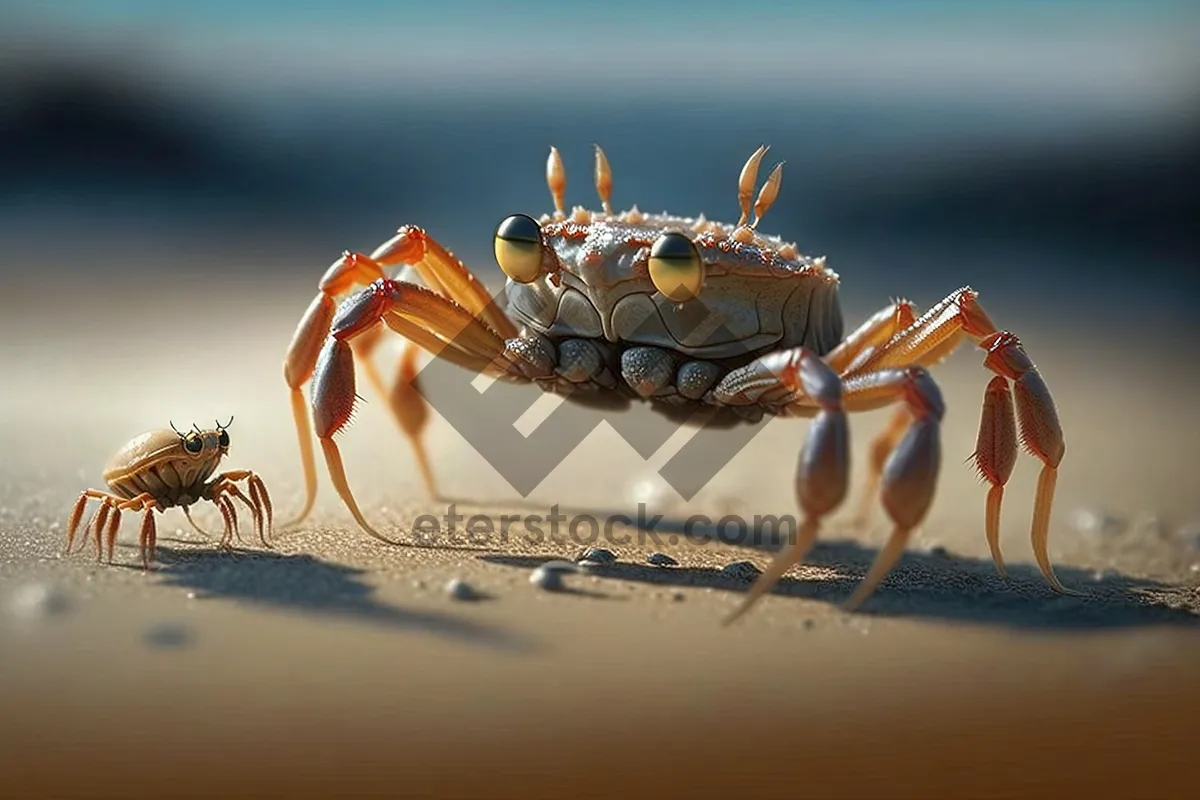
xmin=480 ymin=514 xmax=1200 ymax=632
xmin=145 ymin=545 xmax=535 ymax=653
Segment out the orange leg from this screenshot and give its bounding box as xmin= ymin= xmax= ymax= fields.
xmin=823 ymin=301 xmax=919 ymax=528
xmin=283 ymin=226 xmax=520 ymax=528
xmin=309 ymin=278 xmax=528 ymax=543
xmin=205 ymin=470 xmax=274 ymax=546
xmin=846 ymin=287 xmax=1068 ymax=594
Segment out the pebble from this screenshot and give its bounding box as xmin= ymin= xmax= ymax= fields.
xmin=801 ymin=618 xmax=816 ymax=631
xmin=671 ymin=592 xmax=685 ymax=602
xmin=529 ymin=566 xmax=566 ymax=592
xmin=575 ymin=547 xmax=616 ymax=565
xmin=721 ymin=561 xmax=762 ymax=582
xmin=444 ymin=578 xmax=479 ymax=601
xmin=7 ymin=582 xmax=72 ymax=621
xmin=930 ymin=545 xmax=951 ymax=559
xmin=647 ymin=552 xmax=678 ymax=567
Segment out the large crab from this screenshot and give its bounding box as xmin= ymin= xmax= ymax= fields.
xmin=282 ymin=144 xmax=1067 ymax=618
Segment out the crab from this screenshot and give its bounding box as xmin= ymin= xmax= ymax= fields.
xmin=282 ymin=144 xmax=1066 ymax=616
xmin=65 ymin=419 xmax=274 ymax=568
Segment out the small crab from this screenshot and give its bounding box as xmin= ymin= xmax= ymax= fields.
xmin=282 ymin=144 xmax=1067 ymax=616
xmin=65 ymin=419 xmax=274 ymax=568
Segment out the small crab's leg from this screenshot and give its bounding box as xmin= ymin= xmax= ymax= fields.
xmin=182 ymin=505 xmax=210 ymax=538
xmin=103 ymin=506 xmax=122 ymax=563
xmin=206 ymin=471 xmax=273 ymax=546
xmin=723 ymin=349 xmax=848 ymax=625
xmin=845 ymin=287 xmax=1069 ymax=593
xmin=113 ymin=493 xmax=158 ymax=569
xmin=215 ymin=496 xmax=236 ymax=549
xmin=312 ymin=279 xmax=527 ymax=543
xmin=91 ymin=503 xmax=111 ymax=561
xmin=65 ymin=490 xmax=125 ymax=556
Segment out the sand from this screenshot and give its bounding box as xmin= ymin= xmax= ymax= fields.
xmin=1 ymin=277 xmax=1198 ymax=798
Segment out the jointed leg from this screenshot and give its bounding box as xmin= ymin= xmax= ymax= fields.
xmin=846 ymin=287 xmax=1068 ymax=593
xmin=284 ymin=227 xmax=521 ymax=528
xmin=723 ymin=349 xmax=849 ymax=625
xmin=204 ymin=470 xmax=274 ymax=547
xmin=310 ymin=278 xmax=528 ymax=543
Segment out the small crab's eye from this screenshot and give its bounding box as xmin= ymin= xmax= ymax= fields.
xmin=493 ymin=214 xmax=544 ymax=284
xmin=218 ymin=430 xmax=230 ymax=448
xmin=648 ymin=232 xmax=704 ymax=302
xmin=185 ymin=434 xmax=203 ymax=454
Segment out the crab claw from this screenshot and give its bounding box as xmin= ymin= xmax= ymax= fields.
xmin=974 ymin=376 xmax=1018 ymax=579
xmin=982 ymin=332 xmax=1070 ymax=594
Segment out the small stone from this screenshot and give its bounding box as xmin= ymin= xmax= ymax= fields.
xmin=412 ymin=580 xmax=426 ymax=590
xmin=444 ymin=578 xmax=478 ymax=601
xmin=801 ymin=618 xmax=816 ymax=630
xmin=647 ymin=552 xmax=679 ymax=567
xmin=185 ymin=591 xmax=197 ymax=600
xmin=529 ymin=566 xmax=566 ymax=591
xmin=671 ymin=591 xmax=685 ymax=602
xmin=930 ymin=545 xmax=950 ymax=558
xmin=721 ymin=561 xmax=762 ymax=582
xmin=575 ymin=548 xmax=616 ymax=565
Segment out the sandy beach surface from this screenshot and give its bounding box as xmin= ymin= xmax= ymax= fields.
xmin=1 ymin=275 xmax=1198 ymax=798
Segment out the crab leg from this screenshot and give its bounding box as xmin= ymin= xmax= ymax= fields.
xmin=206 ymin=470 xmax=274 ymax=546
xmin=113 ymin=492 xmax=159 ymax=569
xmin=821 ymin=300 xmax=921 ymax=525
xmin=284 ymin=225 xmax=520 ymax=527
xmin=311 ymin=278 xmax=526 ymax=543
xmin=723 ymin=349 xmax=849 ymax=625
xmin=839 ymin=367 xmax=946 ymax=611
xmin=845 ymin=287 xmax=1069 ymax=593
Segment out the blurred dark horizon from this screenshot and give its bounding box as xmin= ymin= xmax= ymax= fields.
xmin=1 ymin=1 xmax=1197 ymax=329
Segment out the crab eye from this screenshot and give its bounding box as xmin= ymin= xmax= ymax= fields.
xmin=218 ymin=430 xmax=230 ymax=448
xmin=493 ymin=214 xmax=544 ymax=284
xmin=648 ymin=232 xmax=704 ymax=302
xmin=185 ymin=434 xmax=203 ymax=454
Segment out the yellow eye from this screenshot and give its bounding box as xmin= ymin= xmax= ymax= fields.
xmin=493 ymin=214 xmax=544 ymax=284
xmin=648 ymin=232 xmax=704 ymax=302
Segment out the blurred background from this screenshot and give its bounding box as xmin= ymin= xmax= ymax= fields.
xmin=1 ymin=0 xmax=1197 ymax=330
xmin=2 ymin=5 xmax=1199 ymax=797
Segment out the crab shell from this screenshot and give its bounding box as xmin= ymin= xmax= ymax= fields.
xmin=504 ymin=212 xmax=844 ymax=365
xmin=102 ymin=429 xmax=229 ymax=507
